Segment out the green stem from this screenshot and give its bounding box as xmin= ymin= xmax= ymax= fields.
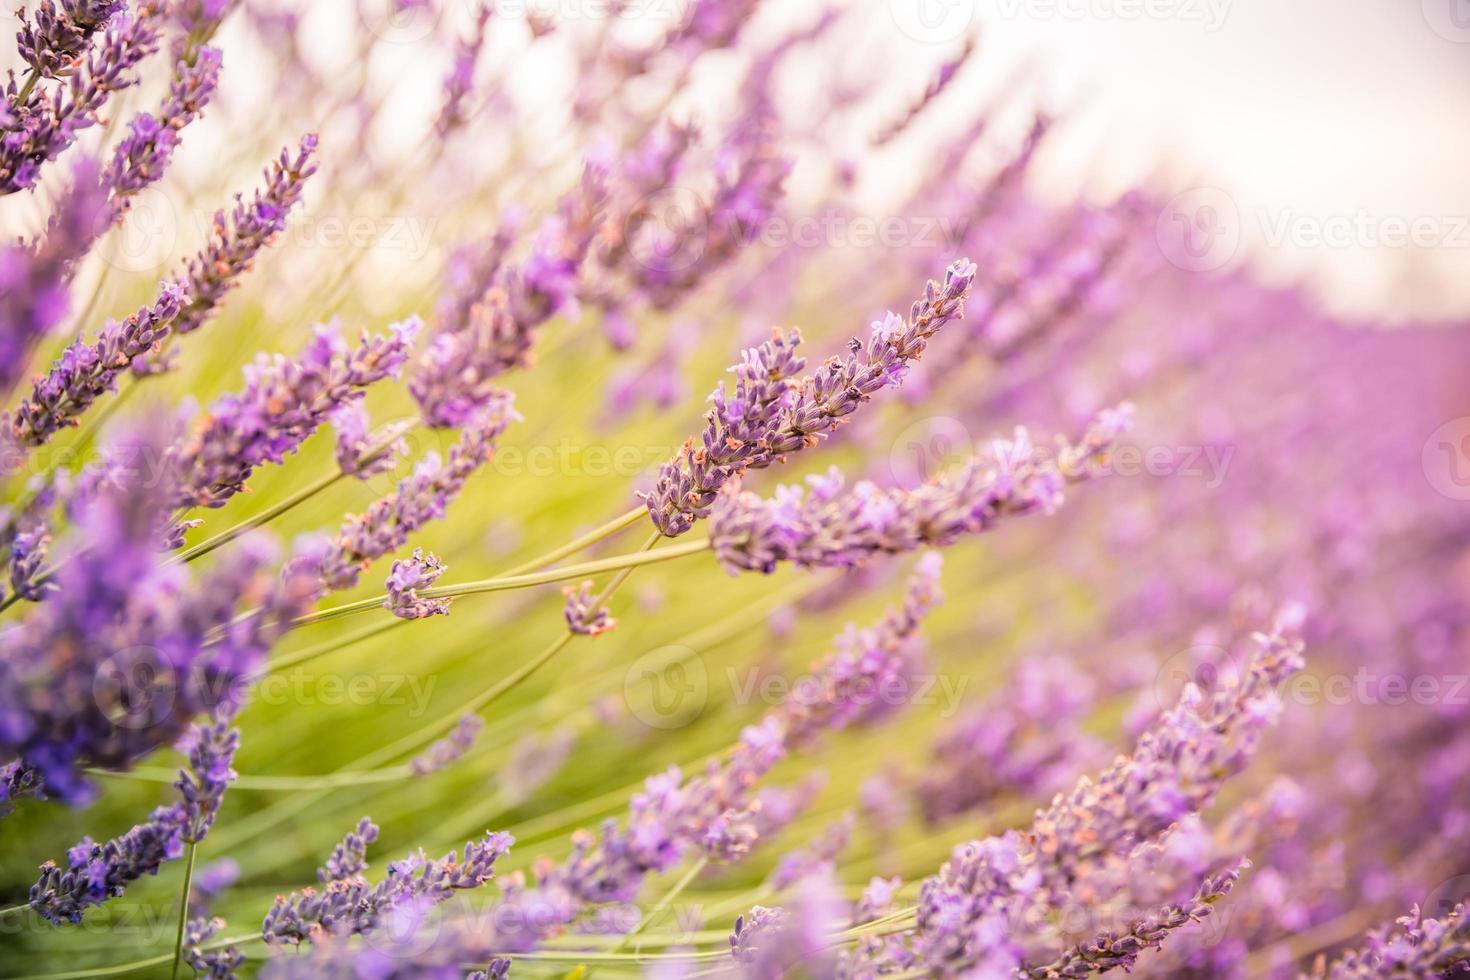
xmin=169 ymin=469 xmax=345 ymax=565
xmin=288 ymin=537 xmax=704 ymax=629
xmin=610 ymin=855 xmax=708 ymax=956
xmin=169 ymin=843 xmax=197 ymax=979
xmin=501 ymin=505 xmax=648 ymax=576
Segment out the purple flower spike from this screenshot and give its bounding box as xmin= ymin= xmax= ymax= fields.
xmin=1312 ymin=902 xmax=1470 ymax=977
xmin=16 ymin=1 xmax=126 ymax=78
xmin=644 ymin=259 xmax=977 ymax=537
xmin=563 ymin=580 xmax=616 ymax=635
xmin=168 ymin=318 xmax=419 ymax=513
xmin=710 ymin=410 xmax=1128 ymax=573
xmin=8 ymin=282 xmax=187 ymax=448
xmin=103 ymin=46 xmax=222 ymax=213
xmin=262 ymin=824 xmax=514 ymax=946
xmin=319 ymin=817 xmax=380 ymax=883
xmin=29 ymin=804 xmax=186 ymax=923
xmin=384 ymin=548 xmax=452 ymax=620
xmin=2 ymin=7 xmax=161 ymax=195
xmin=139 ymin=134 xmax=318 ymax=356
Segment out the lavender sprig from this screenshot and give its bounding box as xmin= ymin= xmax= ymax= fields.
xmin=384 ymin=548 xmax=452 ymax=620
xmin=1308 ymin=902 xmax=1470 ymax=978
xmin=1 ymin=7 xmax=161 ymax=194
xmin=7 ymin=282 xmax=187 ymax=448
xmin=139 ymin=134 xmax=318 ymax=358
xmin=262 ymin=821 xmax=514 ymax=946
xmin=167 ymin=318 xmax=418 ymax=512
xmin=0 ymin=156 xmax=107 ymax=397
xmin=410 ymin=715 xmax=483 ymax=777
xmin=16 ymin=1 xmax=126 ymax=78
xmin=712 ymin=408 xmax=1129 ymax=574
xmin=643 ymin=258 xmax=977 ymax=537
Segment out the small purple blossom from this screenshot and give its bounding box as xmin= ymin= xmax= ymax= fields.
xmin=563 ymin=580 xmax=616 ymax=635
xmin=384 ymin=548 xmax=452 ymax=620
xmin=410 ymin=715 xmax=483 ymax=777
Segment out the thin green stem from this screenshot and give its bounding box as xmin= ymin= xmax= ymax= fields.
xmin=501 ymin=505 xmax=648 ymax=576
xmin=13 ymin=933 xmax=259 ymax=980
xmin=169 ymin=843 xmax=197 ymax=979
xmin=169 ymin=469 xmax=345 ymax=565
xmin=611 ymin=855 xmax=708 ymax=957
xmin=262 ymin=618 xmax=404 ymax=675
xmin=0 ymin=903 xmax=27 ymax=916
xmin=288 ymin=537 xmax=706 ymax=629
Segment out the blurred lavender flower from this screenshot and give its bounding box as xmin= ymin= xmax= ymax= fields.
xmin=191 ymin=857 xmax=239 ymax=913
xmin=175 ymin=715 xmax=239 ymax=842
xmin=410 ymin=714 xmax=482 ymax=776
xmin=711 ymin=410 xmax=1129 ymax=574
xmin=384 ymin=548 xmax=451 ymax=619
xmin=319 ymin=817 xmax=378 ymax=882
xmin=643 ymin=259 xmax=977 ymax=536
xmin=0 ymin=157 xmax=107 ymax=396
xmin=184 ymin=915 xmax=244 ymax=979
xmin=0 ymin=469 xmax=70 ymax=602
xmin=0 ymin=427 xmax=318 ymax=802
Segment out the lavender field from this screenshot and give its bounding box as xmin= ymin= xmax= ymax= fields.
xmin=1 ymin=1 xmax=1469 ymax=977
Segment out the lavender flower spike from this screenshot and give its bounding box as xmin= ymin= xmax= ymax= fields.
xmin=643 ymin=258 xmax=977 ymax=536
xmin=1309 ymin=902 xmax=1470 ymax=978
xmin=1 ymin=7 xmax=161 ymax=194
xmin=262 ymin=823 xmax=514 ymax=946
xmin=168 ymin=317 xmax=418 ymax=512
xmin=29 ymin=716 xmax=237 ymax=923
xmin=16 ymin=1 xmax=126 ymax=78
xmin=102 ymin=46 xmax=222 ymax=214
xmin=564 ymin=580 xmax=616 ymax=635
xmin=7 ymin=282 xmax=187 ymax=448
xmin=139 ymin=134 xmax=318 ymax=360
xmin=711 ymin=408 xmax=1129 ymax=574
xmin=385 ymin=548 xmax=452 ymax=619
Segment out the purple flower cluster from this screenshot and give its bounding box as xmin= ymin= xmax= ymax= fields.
xmin=1310 ymin=902 xmax=1470 ymax=977
xmin=643 ymin=258 xmax=978 ymax=536
xmin=16 ymin=1 xmax=125 ymax=78
xmin=262 ymin=818 xmax=513 ymax=946
xmin=7 ymin=282 xmax=187 ymax=448
xmin=168 ymin=318 xmax=417 ymax=511
xmin=711 ymin=409 xmax=1129 ymax=574
xmin=319 ymin=393 xmax=519 ymax=591
xmin=410 ymin=714 xmax=482 ymax=777
xmin=28 ymin=715 xmax=238 ymax=923
xmin=563 ymin=580 xmax=616 ymax=635
xmin=384 ymin=548 xmax=452 ymax=620
xmin=2 ymin=5 xmax=160 ymax=194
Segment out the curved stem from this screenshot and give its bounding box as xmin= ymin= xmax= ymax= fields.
xmin=288 ymin=537 xmax=705 ymax=630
